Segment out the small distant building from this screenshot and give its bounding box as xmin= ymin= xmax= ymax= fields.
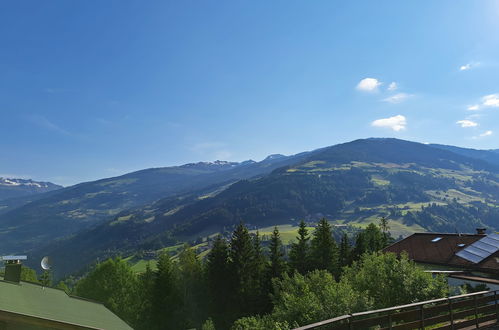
xmin=383 ymin=229 xmax=499 ymax=290
xmin=0 ymin=258 xmax=132 ymax=330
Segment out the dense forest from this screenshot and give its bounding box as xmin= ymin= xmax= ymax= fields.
xmin=21 ymin=218 xmax=451 ymax=330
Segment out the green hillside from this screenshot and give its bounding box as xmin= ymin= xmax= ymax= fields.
xmin=0 ymin=153 xmax=315 ymax=255
xmin=32 ymin=138 xmax=499 ymax=277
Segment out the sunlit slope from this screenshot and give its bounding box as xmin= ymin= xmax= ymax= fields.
xmin=0 ymin=153 xmax=313 ymax=254
xmin=37 ymin=138 xmax=499 ymax=277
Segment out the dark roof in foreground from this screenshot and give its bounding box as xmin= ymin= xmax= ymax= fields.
xmin=383 ymin=232 xmax=499 ymax=272
xmin=0 ymin=277 xmax=132 ymax=330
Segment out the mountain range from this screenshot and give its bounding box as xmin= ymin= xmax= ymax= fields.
xmin=0 ymin=178 xmax=62 ymax=201
xmin=2 ymin=138 xmax=499 ymax=277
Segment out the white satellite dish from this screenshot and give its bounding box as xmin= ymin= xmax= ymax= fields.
xmin=41 ymin=256 xmax=52 ymax=270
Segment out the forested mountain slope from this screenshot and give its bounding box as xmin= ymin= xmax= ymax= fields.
xmin=34 ymin=138 xmax=499 ymax=277
xmin=0 ymin=152 xmax=313 ymax=255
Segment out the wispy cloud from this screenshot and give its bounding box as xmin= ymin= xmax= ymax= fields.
xmin=371 ymin=115 xmax=406 ymax=131
xmin=482 ymin=94 xmax=499 ymax=107
xmin=456 ymin=120 xmax=478 ymax=128
xmin=382 ymin=93 xmax=412 ymax=104
xmin=473 ymin=130 xmax=493 ymax=139
xmin=387 ymin=82 xmax=397 ymax=91
xmin=459 ymin=61 xmax=479 ymax=71
xmin=356 ymin=78 xmax=382 ymax=92
xmin=27 ymin=115 xmax=70 ymax=135
xmin=464 ymin=94 xmax=499 ymax=111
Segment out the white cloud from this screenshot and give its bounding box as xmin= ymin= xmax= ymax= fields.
xmin=356 ymin=78 xmax=382 ymax=92
xmin=459 ymin=62 xmax=479 ymax=71
xmin=467 ymin=105 xmax=480 ymax=111
xmin=456 ymin=120 xmax=478 ymax=128
xmin=482 ymin=94 xmax=499 ymax=107
xmin=480 ymin=130 xmax=493 ymax=137
xmin=371 ymin=115 xmax=406 ymax=131
xmin=460 ymin=64 xmax=472 ymax=71
xmin=387 ymin=82 xmax=397 ymax=91
xmin=473 ymin=130 xmax=493 ymax=139
xmin=382 ymin=93 xmax=412 ymax=104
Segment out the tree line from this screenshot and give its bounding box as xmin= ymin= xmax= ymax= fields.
xmin=57 ymin=218 xmax=447 ymax=329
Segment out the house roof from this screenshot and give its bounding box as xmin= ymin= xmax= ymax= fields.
xmin=383 ymin=232 xmax=499 ymax=272
xmin=0 ymin=277 xmax=132 ymax=330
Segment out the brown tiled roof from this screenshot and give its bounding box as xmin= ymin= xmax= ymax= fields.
xmin=383 ymin=233 xmax=499 ymax=271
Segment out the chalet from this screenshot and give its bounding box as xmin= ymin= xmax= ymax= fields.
xmin=383 ymin=229 xmax=499 ymax=290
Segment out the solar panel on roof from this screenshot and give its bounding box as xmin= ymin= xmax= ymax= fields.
xmin=473 ymin=241 xmax=497 ymax=253
xmin=465 ymin=246 xmax=490 ymax=258
xmin=456 ymin=250 xmax=483 ymax=264
xmin=456 ymin=234 xmax=499 ymax=264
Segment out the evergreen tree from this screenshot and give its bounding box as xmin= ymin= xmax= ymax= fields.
xmin=206 ymin=236 xmax=231 ymax=328
xmin=136 ymin=263 xmax=155 ymax=330
xmin=310 ymin=218 xmax=339 ymax=276
xmin=229 ymin=223 xmax=264 ymax=318
xmin=251 ymin=231 xmax=267 ymax=315
xmin=289 ymin=220 xmax=310 ymax=274
xmin=263 ymin=227 xmax=287 ymax=313
xmin=268 ymin=227 xmax=286 ymax=280
xmin=151 ymin=251 xmax=182 ymax=330
xmin=352 ymin=223 xmax=387 ymax=261
xmin=177 ymin=245 xmax=206 ymax=329
xmin=379 ymin=216 xmax=390 ymax=246
xmin=339 ymin=233 xmax=352 ymax=268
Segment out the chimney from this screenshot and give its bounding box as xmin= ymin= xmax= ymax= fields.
xmin=476 ymin=228 xmax=487 ymax=235
xmin=1 ymin=256 xmax=27 ymax=283
xmin=4 ymin=261 xmax=22 ymax=283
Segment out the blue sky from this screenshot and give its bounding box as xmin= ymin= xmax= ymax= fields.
xmin=2 ymin=1 xmax=499 ymax=186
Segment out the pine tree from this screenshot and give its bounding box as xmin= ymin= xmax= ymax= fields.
xmin=178 ymin=245 xmax=206 ymax=329
xmin=229 ymin=223 xmax=259 ymax=318
xmin=206 ymin=236 xmax=231 ymax=328
xmin=289 ymin=220 xmax=310 ymax=274
xmin=310 ymin=218 xmax=339 ymax=276
xmin=229 ymin=223 xmax=267 ymax=318
xmin=268 ymin=227 xmax=286 ymax=279
xmin=152 ymin=252 xmax=181 ymax=330
xmin=251 ymin=231 xmax=268 ymax=314
xmin=136 ymin=263 xmax=155 ymax=330
xmin=353 ymin=223 xmax=386 ymax=261
xmin=263 ymin=227 xmax=287 ymax=313
xmin=379 ymin=216 xmax=390 ymax=246
xmin=339 ymin=233 xmax=352 ymax=268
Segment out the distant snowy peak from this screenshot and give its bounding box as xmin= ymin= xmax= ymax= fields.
xmin=0 ymin=178 xmax=60 ymax=189
xmin=0 ymin=177 xmax=62 ymax=201
xmin=180 ymin=160 xmax=241 ymax=171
